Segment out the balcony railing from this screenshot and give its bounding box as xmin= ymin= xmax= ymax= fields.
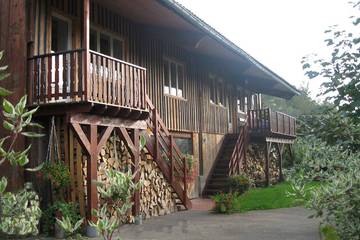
xmin=27 ymin=49 xmax=147 ymax=111
xmin=248 ymin=108 xmax=296 ymax=137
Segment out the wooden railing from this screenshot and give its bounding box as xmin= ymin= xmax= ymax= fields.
xmin=89 ymin=50 xmax=146 ymax=109
xmin=144 ymin=95 xmax=191 ymax=209
xmin=229 ymin=121 xmax=249 ymax=176
xmin=248 ymin=108 xmax=296 ymax=137
xmin=27 ymin=49 xmax=147 ymax=111
xmin=28 ymin=49 xmax=85 ymax=104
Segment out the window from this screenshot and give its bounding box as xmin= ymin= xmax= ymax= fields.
xmin=209 ymin=74 xmax=225 ymax=106
xmin=90 ymin=28 xmax=124 ymax=60
xmin=174 ymin=137 xmax=193 ymax=155
xmin=163 ymin=58 xmax=185 ymax=98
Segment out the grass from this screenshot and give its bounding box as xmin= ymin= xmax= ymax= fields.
xmin=232 ymin=182 xmax=320 ymax=212
xmin=320 ymin=225 xmax=340 ymax=240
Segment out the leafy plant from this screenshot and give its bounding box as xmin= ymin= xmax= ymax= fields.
xmin=0 ymin=50 xmax=43 ymax=237
xmin=0 ymin=183 xmax=41 ymax=237
xmin=56 ymin=216 xmax=83 ymax=239
xmin=227 ymin=174 xmax=251 ymax=195
xmin=185 ymin=154 xmax=194 ymax=172
xmin=42 ymin=160 xmax=71 ymax=193
xmin=41 ymin=201 xmax=82 ymax=236
xmin=212 ymin=192 xmax=239 ymax=214
xmin=89 ymin=169 xmax=141 ymax=240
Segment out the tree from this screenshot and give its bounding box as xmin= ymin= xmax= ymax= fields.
xmin=302 ymin=1 xmax=360 ymax=121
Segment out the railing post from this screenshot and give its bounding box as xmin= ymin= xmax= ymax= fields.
xmin=183 ymin=156 xmax=188 ymax=201
xmin=83 ymin=0 xmax=90 ymax=101
xmin=153 ymin=109 xmax=159 ymax=161
xmin=170 ymin=135 xmax=174 ymax=184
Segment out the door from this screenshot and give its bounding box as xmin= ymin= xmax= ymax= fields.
xmin=51 ymin=14 xmax=72 ymax=100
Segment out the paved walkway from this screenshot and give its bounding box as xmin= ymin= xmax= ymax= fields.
xmin=118 ymin=207 xmax=320 ymax=240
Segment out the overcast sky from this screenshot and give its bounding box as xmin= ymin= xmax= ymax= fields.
xmin=176 ymin=0 xmax=356 ymax=99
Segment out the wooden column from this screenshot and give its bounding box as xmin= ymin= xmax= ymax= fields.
xmin=276 ymin=143 xmax=285 ymax=182
xmin=88 ymin=125 xmax=98 ymax=222
xmin=83 ymin=0 xmax=90 ymax=100
xmin=265 ymin=142 xmax=271 ymax=186
xmin=132 ymin=129 xmax=140 ymax=217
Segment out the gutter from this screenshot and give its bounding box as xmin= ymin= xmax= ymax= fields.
xmin=157 ymin=0 xmax=300 ymax=96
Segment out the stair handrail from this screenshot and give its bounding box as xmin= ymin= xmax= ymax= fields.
xmin=228 ymin=119 xmax=249 ymax=176
xmin=144 ymin=95 xmax=191 ymax=209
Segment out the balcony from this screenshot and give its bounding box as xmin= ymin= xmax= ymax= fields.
xmin=248 ymin=109 xmax=296 ymax=139
xmin=27 ymin=49 xmax=148 ymax=119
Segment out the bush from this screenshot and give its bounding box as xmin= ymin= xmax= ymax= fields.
xmin=41 ymin=201 xmax=82 ymax=236
xmin=212 ymin=192 xmax=239 ymax=214
xmin=289 ymin=136 xmax=360 ymax=239
xmin=227 ymin=175 xmax=251 ymax=194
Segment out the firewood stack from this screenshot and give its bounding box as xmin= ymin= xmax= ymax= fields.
xmin=242 ymin=144 xmax=280 ymax=185
xmin=82 ymin=133 xmax=177 ymax=221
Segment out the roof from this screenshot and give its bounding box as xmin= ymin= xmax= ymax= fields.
xmin=157 ymin=0 xmax=300 ymax=99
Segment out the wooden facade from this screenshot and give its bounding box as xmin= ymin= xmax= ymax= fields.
xmin=0 ymin=0 xmax=299 ymax=224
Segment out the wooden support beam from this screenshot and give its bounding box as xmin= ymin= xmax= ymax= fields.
xmin=96 ymin=126 xmax=114 ymax=154
xmin=131 ymin=129 xmax=140 ymax=217
xmin=71 ymin=123 xmax=91 ymax=154
xmin=88 ymin=125 xmax=98 ymax=222
xmin=265 ymin=142 xmax=271 ymax=186
xmin=117 ymin=127 xmax=136 ymax=157
xmin=276 ymin=143 xmax=285 ymax=182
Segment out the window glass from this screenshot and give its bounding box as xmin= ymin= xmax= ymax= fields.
xmin=100 ymin=33 xmax=111 ymax=56
xmin=177 ymin=65 xmax=184 ymax=97
xmin=51 ymin=17 xmax=69 ymax=52
xmin=113 ymin=38 xmax=123 ymax=60
xmin=174 ymin=138 xmax=193 ymax=155
xmin=164 ymin=61 xmax=170 ymax=94
xmin=90 ymin=30 xmax=97 ymax=51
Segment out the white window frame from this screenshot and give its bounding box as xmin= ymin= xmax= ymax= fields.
xmin=163 ymin=57 xmax=185 ymax=99
xmin=90 ymin=26 xmax=124 ymax=59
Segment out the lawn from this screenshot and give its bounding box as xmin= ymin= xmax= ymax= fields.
xmin=233 ymin=182 xmax=319 ymax=212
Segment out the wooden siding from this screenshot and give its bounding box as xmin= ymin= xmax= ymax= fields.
xmin=31 ymin=0 xmax=256 ymax=135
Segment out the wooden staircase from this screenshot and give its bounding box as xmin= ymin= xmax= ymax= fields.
xmin=143 ymin=95 xmax=192 ymax=210
xmin=203 ymin=123 xmax=249 ymax=196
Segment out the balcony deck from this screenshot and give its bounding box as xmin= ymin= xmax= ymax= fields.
xmin=248 ymin=108 xmax=296 ymax=140
xmin=27 ymin=49 xmax=148 ymax=119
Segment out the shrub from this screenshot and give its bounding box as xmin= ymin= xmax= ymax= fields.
xmin=227 ymin=175 xmax=251 ymax=194
xmin=0 ymin=183 xmax=41 ymax=237
xmin=42 ymin=201 xmax=82 ymax=236
xmin=212 ymin=192 xmax=239 ymax=214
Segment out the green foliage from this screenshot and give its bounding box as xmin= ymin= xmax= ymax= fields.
xmin=90 ymin=169 xmax=141 ymax=240
xmin=212 ymin=192 xmax=239 ymax=214
xmin=227 ymin=174 xmax=251 ymax=195
xmin=56 ymin=216 xmax=83 ymax=239
xmin=0 ymin=184 xmax=41 ymax=237
xmin=302 ymin=1 xmax=360 ymax=121
xmin=185 ymin=154 xmax=194 ymax=172
xmin=42 ymin=160 xmax=71 ymax=192
xmin=0 ymin=50 xmax=43 ymax=237
xmin=298 ymin=109 xmax=360 ymax=152
xmin=321 ymin=225 xmax=340 ymax=240
xmin=41 ymin=201 xmax=82 ymax=236
xmin=289 ymin=137 xmax=360 ymax=239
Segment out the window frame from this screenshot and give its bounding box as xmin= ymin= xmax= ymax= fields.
xmin=90 ymin=26 xmax=124 ymax=60
xmin=209 ymin=74 xmax=226 ymax=107
xmin=163 ymin=57 xmax=186 ymax=99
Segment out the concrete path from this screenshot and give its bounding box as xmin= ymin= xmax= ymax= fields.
xmin=118 ymin=207 xmax=320 ymax=240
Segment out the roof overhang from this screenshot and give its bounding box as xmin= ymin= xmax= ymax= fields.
xmin=100 ymin=0 xmax=300 ymax=99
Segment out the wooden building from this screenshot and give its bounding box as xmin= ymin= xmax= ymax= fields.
xmin=0 ymin=0 xmax=298 ymax=223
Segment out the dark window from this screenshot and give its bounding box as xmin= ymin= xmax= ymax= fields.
xmin=100 ymin=33 xmax=111 ymax=56
xmin=51 ymin=16 xmax=70 ymax=52
xmin=174 ymin=138 xmax=193 ymax=155
xmin=90 ymin=30 xmax=97 ymax=51
xmin=113 ymin=39 xmax=123 ymax=60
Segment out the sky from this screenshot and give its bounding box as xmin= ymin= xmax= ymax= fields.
xmin=176 ymin=0 xmax=356 ymax=100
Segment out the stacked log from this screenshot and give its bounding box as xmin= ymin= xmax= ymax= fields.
xmin=82 ymin=133 xmax=177 ymax=221
xmin=242 ymin=144 xmax=280 ymax=185
xmin=139 ymin=150 xmax=177 ymax=219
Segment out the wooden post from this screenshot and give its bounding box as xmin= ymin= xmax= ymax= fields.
xmin=265 ymin=142 xmax=270 ymax=186
xmin=132 ymin=129 xmax=140 ymax=217
xmin=278 ymin=143 xmax=284 ymax=182
xmin=87 ymin=125 xmax=98 ymax=222
xmin=153 ymin=109 xmax=159 ymax=161
xmin=183 ymin=156 xmax=187 ymax=201
xmin=170 ymin=135 xmax=174 ymax=184
xmin=83 ymin=0 xmax=90 ymax=100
